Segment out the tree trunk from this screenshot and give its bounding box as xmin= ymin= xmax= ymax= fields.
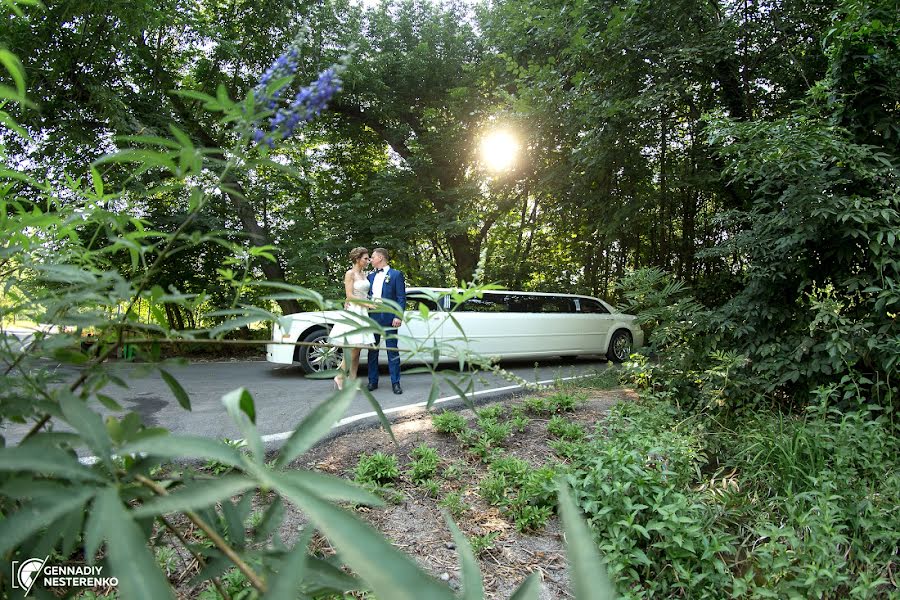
xmin=447 ymin=233 xmax=479 ymax=284
xmin=224 ymin=175 xmax=302 ymax=315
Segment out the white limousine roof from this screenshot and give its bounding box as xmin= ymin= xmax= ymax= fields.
xmin=407 ymin=287 xmax=621 ymax=310
xmin=410 ymin=287 xmax=601 ymax=298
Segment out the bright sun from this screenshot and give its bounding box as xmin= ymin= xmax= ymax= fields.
xmin=480 ymin=130 xmax=519 ymax=172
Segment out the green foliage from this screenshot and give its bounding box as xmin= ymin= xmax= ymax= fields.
xmin=548 ymin=439 xmax=590 ymax=461
xmin=547 ymin=416 xmax=586 ymax=441
xmin=354 ymin=452 xmax=400 ymax=487
xmin=476 ymin=404 xmax=505 ymax=421
xmin=197 ymin=568 xmax=255 ymax=600
xmin=576 ymin=368 xmax=623 ymax=390
xmin=441 ymin=461 xmax=469 ymax=481
xmin=467 ymin=531 xmax=500 ymax=557
xmin=565 ymin=399 xmax=734 ymax=597
xmin=523 ymin=392 xmax=583 ymax=415
xmin=154 ymin=545 xmax=179 ymax=576
xmin=722 ymin=397 xmax=900 ymax=598
xmin=479 ymin=419 xmax=512 ymax=445
xmin=489 ymin=455 xmax=530 ymax=484
xmin=510 ymin=414 xmax=530 ymax=433
xmin=408 ymin=444 xmax=439 ymax=483
xmin=431 ymin=411 xmax=468 ymax=435
xmin=478 ymin=473 xmax=508 ymax=506
xmin=203 ymin=438 xmax=246 ymax=475
xmin=439 ymin=490 xmax=468 ymax=518
xmin=509 ymin=503 xmax=553 ymax=533
xmin=475 ymin=455 xmax=560 ymax=533
xmin=420 ymin=479 xmax=442 ymax=498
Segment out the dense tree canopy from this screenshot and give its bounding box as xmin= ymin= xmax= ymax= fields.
xmin=2 ymin=0 xmax=897 ymax=401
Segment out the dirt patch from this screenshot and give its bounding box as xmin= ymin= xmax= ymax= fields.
xmin=271 ymin=387 xmax=633 ymax=599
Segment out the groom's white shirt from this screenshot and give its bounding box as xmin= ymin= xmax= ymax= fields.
xmin=372 ymin=264 xmax=389 ymax=299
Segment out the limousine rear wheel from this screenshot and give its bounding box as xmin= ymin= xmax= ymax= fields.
xmin=298 ymin=328 xmax=342 ymax=375
xmin=608 ymin=330 xmax=633 ymax=363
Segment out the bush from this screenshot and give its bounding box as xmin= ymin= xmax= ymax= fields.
xmin=432 ymin=411 xmax=467 ymax=434
xmin=408 ymin=444 xmax=439 ymax=483
xmin=569 ymin=423 xmax=735 ymax=597
xmin=354 ymin=452 xmax=400 ymax=486
xmin=547 ymin=416 xmax=586 ymax=441
xmin=478 ymin=473 xmax=508 ymax=506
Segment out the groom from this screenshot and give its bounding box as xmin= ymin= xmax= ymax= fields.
xmin=367 ymin=247 xmax=406 ymax=394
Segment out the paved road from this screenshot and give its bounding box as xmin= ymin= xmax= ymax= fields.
xmin=2 ymin=357 xmax=610 ymax=449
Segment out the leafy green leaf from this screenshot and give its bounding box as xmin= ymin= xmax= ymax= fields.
xmin=263 ymin=526 xmax=314 ymax=599
xmin=277 ymin=486 xmax=454 ymax=600
xmin=276 ymin=384 xmax=356 ymax=467
xmin=159 ymin=368 xmax=191 ymax=410
xmin=443 ymin=511 xmax=484 ymax=600
xmin=0 ymin=445 xmax=105 ymax=482
xmin=0 ymin=488 xmax=95 ymax=556
xmin=119 ymin=434 xmax=245 ymax=468
xmin=557 ymin=481 xmax=617 ymax=600
xmin=89 ymin=487 xmax=176 ymax=599
xmin=0 ymin=49 xmax=26 ymax=95
xmin=59 ymin=393 xmax=114 ymax=472
xmin=96 ymin=393 xmax=124 ymax=411
xmin=222 ymin=388 xmax=263 ymax=462
xmin=272 ymin=470 xmax=383 ymax=506
xmin=132 ymin=475 xmax=256 ymax=518
xmin=509 ymin=573 xmax=542 ymax=599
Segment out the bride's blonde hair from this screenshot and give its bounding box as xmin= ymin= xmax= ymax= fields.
xmin=348 ymin=247 xmax=369 ymax=263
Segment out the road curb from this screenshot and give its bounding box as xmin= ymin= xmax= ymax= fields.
xmin=262 ymin=374 xmax=591 ymax=457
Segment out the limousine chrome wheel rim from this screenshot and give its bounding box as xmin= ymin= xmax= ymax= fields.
xmin=309 ymin=341 xmax=341 ymax=372
xmin=612 ymin=332 xmax=632 ymax=361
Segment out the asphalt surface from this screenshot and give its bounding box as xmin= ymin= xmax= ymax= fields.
xmin=2 ymin=357 xmax=611 ymax=450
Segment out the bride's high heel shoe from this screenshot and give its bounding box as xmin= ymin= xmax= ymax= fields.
xmin=333 ymin=375 xmax=344 ymax=391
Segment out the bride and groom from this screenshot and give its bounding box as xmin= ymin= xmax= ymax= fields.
xmin=330 ymin=246 xmax=406 ymax=394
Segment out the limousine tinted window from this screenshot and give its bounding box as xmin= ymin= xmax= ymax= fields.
xmin=455 ymin=293 xmax=509 ymax=312
xmin=578 ymin=298 xmax=610 ymax=314
xmin=407 ymin=295 xmax=442 ymax=312
xmin=537 ymin=296 xmax=576 ymax=313
xmin=453 ymin=293 xmax=578 ymax=313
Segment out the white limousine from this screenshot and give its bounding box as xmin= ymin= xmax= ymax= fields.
xmin=266 ymin=288 xmax=644 ymax=374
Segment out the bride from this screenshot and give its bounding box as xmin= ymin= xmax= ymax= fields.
xmin=330 ymin=247 xmax=375 ymax=390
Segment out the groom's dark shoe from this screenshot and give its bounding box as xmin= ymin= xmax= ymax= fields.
xmin=392 ymin=383 xmax=403 ymax=395
xmin=367 ymin=382 xmax=378 ymax=392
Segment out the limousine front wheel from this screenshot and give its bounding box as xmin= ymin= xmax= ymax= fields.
xmin=298 ymin=328 xmax=342 ymax=375
xmin=608 ymin=330 xmax=633 ymax=363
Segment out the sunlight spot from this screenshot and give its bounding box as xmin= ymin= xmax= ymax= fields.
xmin=480 ymin=130 xmax=519 ymax=172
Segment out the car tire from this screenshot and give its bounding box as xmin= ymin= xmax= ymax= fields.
xmin=298 ymin=328 xmax=342 ymax=375
xmin=607 ymin=330 xmax=633 ymax=363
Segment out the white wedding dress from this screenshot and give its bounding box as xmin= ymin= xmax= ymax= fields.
xmin=328 ymin=278 xmax=375 ymax=346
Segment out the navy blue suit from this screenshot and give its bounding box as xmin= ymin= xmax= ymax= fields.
xmin=367 ymin=267 xmax=406 ymax=385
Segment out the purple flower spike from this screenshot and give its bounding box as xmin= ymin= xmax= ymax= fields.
xmin=252 ymin=63 xmax=342 ymax=146
xmin=253 ymin=46 xmax=300 ymax=109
